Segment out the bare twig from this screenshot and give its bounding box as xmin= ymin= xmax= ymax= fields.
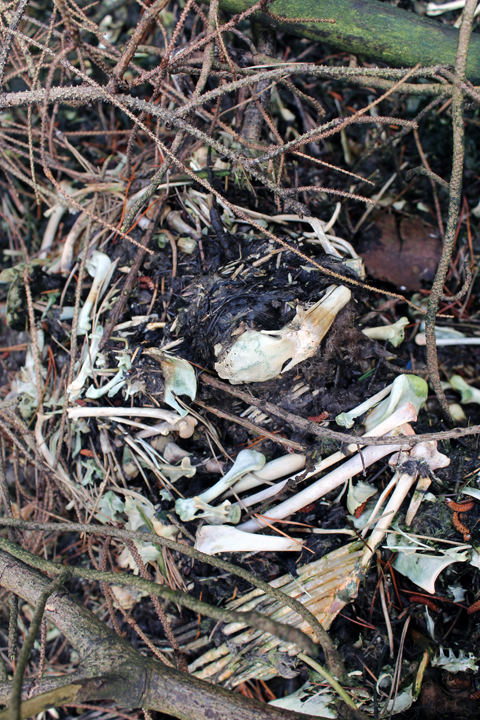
xmin=200 ymin=373 xmax=480 ymax=445
xmin=424 ymin=0 xmax=478 ymax=421
xmin=99 ymin=197 xmax=164 ymax=350
xmin=194 ymin=398 xmax=306 ymax=452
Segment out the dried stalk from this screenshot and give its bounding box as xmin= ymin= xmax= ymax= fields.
xmin=424 ymin=0 xmax=477 ymax=420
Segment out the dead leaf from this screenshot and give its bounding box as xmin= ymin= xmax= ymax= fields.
xmin=358 ymin=214 xmax=442 ymax=291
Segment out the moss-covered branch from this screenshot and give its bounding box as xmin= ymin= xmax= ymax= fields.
xmin=0 ymin=537 xmax=316 ymax=657
xmin=0 ymin=548 xmax=341 ymax=720
xmin=215 ymin=0 xmax=480 ymax=81
xmin=0 ymin=516 xmax=343 ymax=675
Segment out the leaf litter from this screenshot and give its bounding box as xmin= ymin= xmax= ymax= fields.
xmin=1 ymin=1 xmax=480 ymax=718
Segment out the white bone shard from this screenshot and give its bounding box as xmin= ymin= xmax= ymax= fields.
xmin=214 ymin=285 xmax=351 ymax=384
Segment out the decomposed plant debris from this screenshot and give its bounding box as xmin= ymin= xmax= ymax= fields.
xmin=2 ymin=2 xmax=480 ymax=719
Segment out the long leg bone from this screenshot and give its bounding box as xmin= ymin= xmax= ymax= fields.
xmin=238 ymin=403 xmax=418 ymax=533
xmin=361 ymin=440 xmax=450 ymax=568
xmin=236 ymin=401 xmax=419 ymax=515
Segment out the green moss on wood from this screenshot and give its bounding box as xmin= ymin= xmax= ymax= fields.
xmin=217 ymin=0 xmax=480 ymax=81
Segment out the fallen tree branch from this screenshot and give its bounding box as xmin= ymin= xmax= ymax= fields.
xmin=0 ymin=517 xmax=345 ymax=679
xmin=0 ymin=536 xmax=316 ymax=658
xmin=0 ymin=547 xmax=348 ymax=720
xmin=9 ymin=569 xmax=72 ymax=720
xmin=213 ymin=0 xmax=480 ymax=81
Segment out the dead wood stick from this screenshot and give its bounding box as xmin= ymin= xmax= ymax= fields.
xmin=200 ymin=373 xmax=480 ymax=446
xmin=194 ymin=399 xmax=306 ymax=452
xmin=211 ymin=0 xmax=480 ymax=81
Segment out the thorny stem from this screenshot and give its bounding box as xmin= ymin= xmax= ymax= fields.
xmin=159 ymin=0 xmax=265 ymax=66
xmin=193 ymin=0 xmax=218 ymax=96
xmin=122 ymin=130 xmax=185 ymax=231
xmin=406 ymin=165 xmax=450 ymax=191
xmin=424 ymin=0 xmax=477 ymax=421
xmin=0 ymin=416 xmax=38 ymax=472
xmin=0 ymin=0 xmax=30 ymax=87
xmin=0 ymin=62 xmax=461 ymax=106
xmin=10 ymin=49 xmax=423 ymax=310
xmin=173 ymin=64 xmax=449 ymax=118
xmin=124 ymin=0 xmax=196 ymax=178
xmin=411 ymin=124 xmax=446 ymax=238
xmin=173 ymin=58 xmax=462 ymax=97
xmin=99 ymin=537 xmax=124 ymax=637
xmin=0 ymin=35 xmax=472 ymax=310
xmin=110 ymin=0 xmax=170 ymax=87
xmin=9 ymin=570 xmax=72 ymax=720
xmin=440 ymin=67 xmax=480 ymax=105
xmin=124 ymin=540 xmax=182 ymax=662
xmin=353 ymin=94 xmax=446 ymax=171
xmin=439 ymin=261 xmax=472 ymax=302
xmin=0 ymin=74 xmax=410 ymax=209
xmin=243 ymin=62 xmax=423 ymax=165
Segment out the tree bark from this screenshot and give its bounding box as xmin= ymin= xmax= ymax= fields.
xmin=0 ymin=549 xmax=319 ymax=720
xmin=215 ymin=0 xmax=480 ymax=81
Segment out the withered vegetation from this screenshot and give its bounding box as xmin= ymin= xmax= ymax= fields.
xmin=1 ymin=1 xmax=480 ymax=720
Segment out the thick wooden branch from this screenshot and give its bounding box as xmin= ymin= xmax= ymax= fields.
xmin=0 ymin=549 xmax=320 ymax=720
xmin=0 ymin=536 xmax=316 ymax=656
xmin=215 ymin=0 xmax=480 ymax=81
xmin=0 ymin=677 xmax=132 ymax=719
